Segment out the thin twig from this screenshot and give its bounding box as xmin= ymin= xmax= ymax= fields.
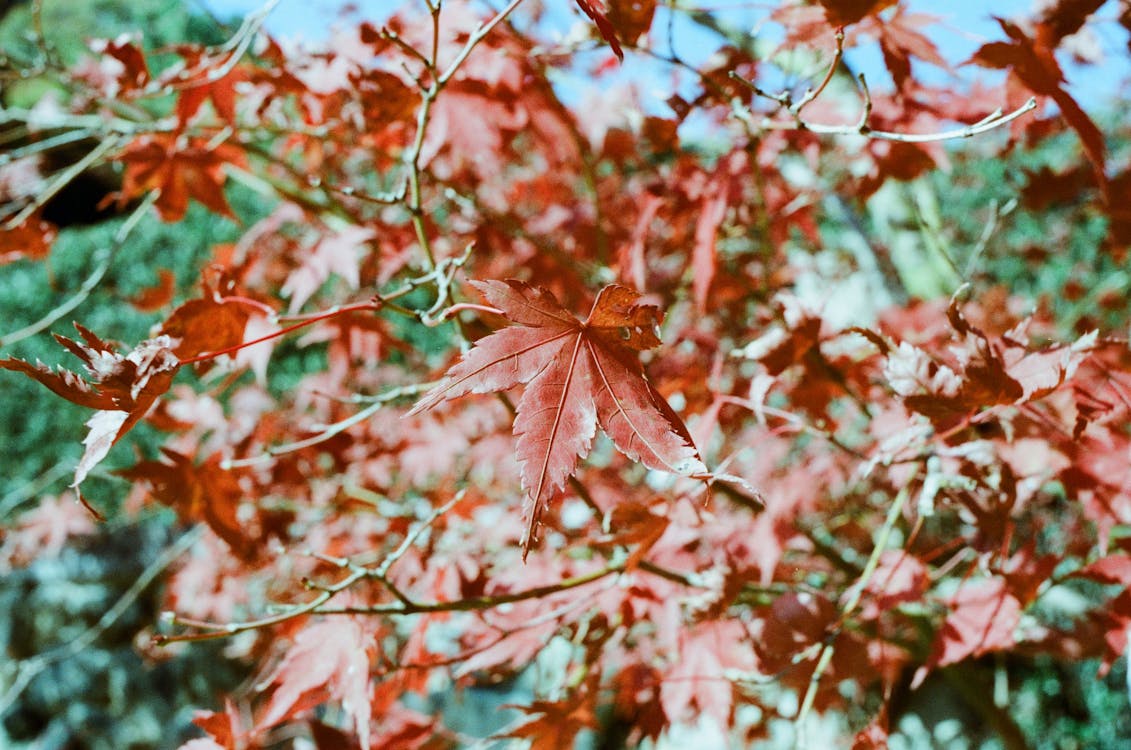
xmin=0 ymin=463 xmax=72 ymax=519
xmin=160 ymin=494 xmax=465 ymax=641
xmin=791 ymin=27 xmax=845 ymax=116
xmin=220 ymin=382 xmax=429 ymax=469
xmin=159 ymin=516 xmax=625 ymax=642
xmin=323 ymin=563 xmax=621 ymax=616
xmin=732 ymin=64 xmax=1038 ymax=144
xmin=373 ymin=491 xmax=464 ymax=580
xmin=0 ymin=191 xmax=157 ymax=349
xmin=159 ymin=0 xmax=279 ymax=96
xmin=794 ymin=483 xmax=912 ymax=749
xmin=3 ymin=136 xmax=121 ymax=231
xmin=0 ymin=127 xmax=95 ymax=166
xmin=436 ymin=0 xmax=526 ymax=87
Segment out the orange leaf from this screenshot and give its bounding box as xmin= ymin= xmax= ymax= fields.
xmin=0 ymin=214 xmax=56 ymax=265
xmin=130 ymin=269 xmax=177 ymax=312
xmin=118 ymin=134 xmax=245 ymax=222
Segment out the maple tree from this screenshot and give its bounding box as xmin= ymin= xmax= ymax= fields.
xmin=2 ymin=0 xmax=1131 ymax=748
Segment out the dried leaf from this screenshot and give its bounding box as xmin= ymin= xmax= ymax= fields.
xmin=0 ymin=326 xmax=181 ymax=505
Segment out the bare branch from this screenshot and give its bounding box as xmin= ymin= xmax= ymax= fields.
xmin=731 ymin=62 xmax=1038 ymax=143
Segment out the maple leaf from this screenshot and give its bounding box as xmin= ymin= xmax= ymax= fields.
xmin=118 ymin=450 xmax=258 ymax=559
xmin=817 ymin=0 xmax=897 ymax=26
xmin=161 ymin=295 xmax=251 ymax=360
xmin=0 ymin=214 xmax=56 ymax=265
xmin=970 ymin=19 xmax=1106 ymax=194
xmin=409 ymin=280 xmax=705 ymax=554
xmin=182 ymin=700 xmax=244 ymax=750
xmin=1070 ymin=555 xmax=1131 ymax=588
xmin=258 ymin=618 xmax=374 ymax=750
xmin=0 ymin=493 xmax=96 ymax=570
xmin=158 ymin=291 xmax=280 ymax=384
xmin=606 ymin=0 xmax=657 ymax=45
xmin=913 ymin=577 xmax=1022 ymax=687
xmin=117 ymin=134 xmax=245 ymax=222
xmin=167 ymin=45 xmax=245 ymax=127
xmin=574 ymin=0 xmax=625 ymax=60
xmin=88 ymin=35 xmax=151 ymax=97
xmin=282 ymin=226 xmax=375 ymax=312
xmin=0 ymin=325 xmax=181 ymax=511
xmin=661 ymin=620 xmax=756 ymax=728
xmin=877 ymin=10 xmax=948 ymax=93
xmin=503 ymin=678 xmax=599 ymax=750
xmin=692 ymin=181 xmax=728 ymax=313
xmin=130 ymin=268 xmax=177 ymax=312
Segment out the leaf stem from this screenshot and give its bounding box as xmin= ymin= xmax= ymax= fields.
xmin=176 ymin=300 xmax=380 ymax=365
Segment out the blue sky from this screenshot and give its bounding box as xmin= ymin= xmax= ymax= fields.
xmin=199 ymin=0 xmax=1129 ymax=109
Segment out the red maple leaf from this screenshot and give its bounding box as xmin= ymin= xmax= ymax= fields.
xmin=574 ymin=0 xmax=625 ymax=60
xmin=817 ymin=0 xmax=897 ymax=26
xmin=117 ymin=450 xmax=259 ymax=559
xmin=970 ymin=19 xmax=1106 ymax=195
xmin=0 ymin=214 xmax=56 ymax=265
xmin=606 ymin=0 xmax=658 ymax=46
xmin=0 ymin=325 xmax=181 ymax=512
xmin=88 ymin=36 xmax=151 ymax=97
xmin=409 ymin=280 xmax=705 ymax=555
xmin=258 ymin=618 xmax=374 ymax=750
xmin=913 ymin=577 xmax=1022 ymax=687
xmin=161 ymin=295 xmax=251 ymax=360
xmin=166 ymin=45 xmax=245 ymax=127
xmin=118 ymin=134 xmax=245 ymax=222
